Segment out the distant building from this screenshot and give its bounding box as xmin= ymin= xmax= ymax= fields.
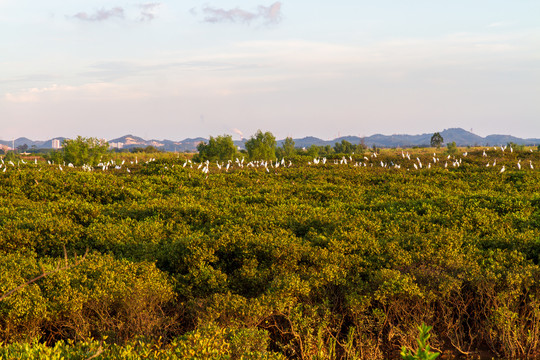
xmin=109 ymin=142 xmax=124 ymax=150
xmin=52 ymin=139 xmax=61 ymax=149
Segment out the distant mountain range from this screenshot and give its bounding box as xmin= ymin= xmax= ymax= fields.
xmin=2 ymin=128 xmax=540 ymax=152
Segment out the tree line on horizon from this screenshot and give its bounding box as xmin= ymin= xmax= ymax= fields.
xmin=195 ymin=130 xmax=371 ymax=162
xmin=2 ymin=131 xmax=539 ymax=167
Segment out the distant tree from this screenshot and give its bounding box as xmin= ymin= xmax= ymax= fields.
xmin=446 ymin=141 xmax=458 ymax=155
xmin=196 ymin=135 xmax=237 ymax=161
xmin=4 ymin=151 xmax=19 ymax=162
xmin=360 ymin=137 xmax=367 ymax=149
xmin=245 ymin=130 xmax=276 ymax=160
xmin=430 ymin=132 xmax=444 ymax=148
xmin=147 ymin=146 xmax=161 ymax=153
xmin=355 ymin=142 xmax=367 ymax=154
xmin=322 ymin=145 xmax=335 ymax=156
xmin=62 ymin=136 xmax=109 ymax=166
xmin=507 ymin=142 xmax=525 ymax=152
xmin=45 ymin=150 xmax=63 ymax=164
xmin=129 ymin=145 xmax=162 ymax=153
xmin=334 ymin=140 xmax=354 ymax=154
xmin=307 ymin=145 xmax=319 ymax=157
xmin=16 ymin=144 xmax=28 ymax=153
xmin=281 ymin=137 xmax=296 ymax=158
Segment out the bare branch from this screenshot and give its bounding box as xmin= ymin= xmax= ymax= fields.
xmin=0 ymin=248 xmax=89 ymax=302
xmin=86 ymin=339 xmax=104 ymax=360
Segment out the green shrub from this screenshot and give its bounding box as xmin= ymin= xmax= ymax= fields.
xmin=401 ymin=324 xmax=439 ymax=360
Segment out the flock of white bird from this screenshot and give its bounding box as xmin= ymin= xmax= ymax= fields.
xmin=180 ymin=157 xmax=294 ymax=174
xmin=0 ymin=145 xmax=536 ymax=175
xmin=0 ymin=157 xmax=153 ymax=173
xmin=304 ymin=145 xmax=535 ymax=174
xmin=172 ymin=145 xmax=536 ymax=175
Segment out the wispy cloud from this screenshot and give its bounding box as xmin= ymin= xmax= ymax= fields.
xmin=5 ymin=83 xmax=149 ymax=103
xmin=70 ymin=4 xmax=161 ymax=23
xmin=200 ymin=2 xmax=282 ymax=25
xmin=257 ymin=2 xmax=282 ymax=24
xmin=139 ymin=3 xmax=161 ymax=22
xmin=72 ymin=7 xmax=125 ymax=22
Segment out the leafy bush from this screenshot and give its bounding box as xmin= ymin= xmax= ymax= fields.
xmin=62 ymin=136 xmax=109 ymax=166
xmin=401 ymin=323 xmax=439 ymax=360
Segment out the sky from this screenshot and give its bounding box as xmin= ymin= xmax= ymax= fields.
xmin=1 ymin=0 xmax=539 ymax=141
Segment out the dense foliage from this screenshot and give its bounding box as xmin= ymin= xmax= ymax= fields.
xmin=0 ymin=147 xmax=539 ymax=359
xmin=278 ymin=137 xmax=296 ymax=159
xmin=61 ymin=136 xmax=109 ymax=166
xmin=196 ymin=135 xmax=238 ymax=162
xmin=245 ymin=130 xmax=276 ymax=160
xmin=430 ymin=133 xmax=443 ymax=148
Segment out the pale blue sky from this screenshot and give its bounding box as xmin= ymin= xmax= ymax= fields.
xmin=1 ymin=0 xmax=539 ymax=141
